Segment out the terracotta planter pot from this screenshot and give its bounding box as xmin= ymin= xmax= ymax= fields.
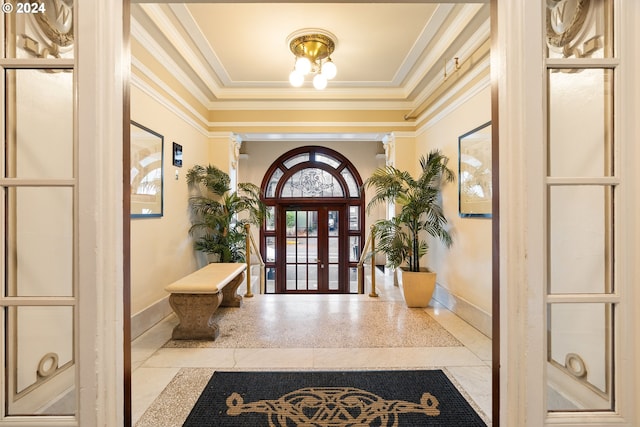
xmin=397 ymin=268 xmax=436 ymax=308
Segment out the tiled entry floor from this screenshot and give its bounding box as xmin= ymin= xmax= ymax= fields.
xmin=132 ymin=271 xmax=492 ymax=426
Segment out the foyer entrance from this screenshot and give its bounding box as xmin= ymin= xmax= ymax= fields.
xmin=261 ymin=147 xmax=364 ymax=294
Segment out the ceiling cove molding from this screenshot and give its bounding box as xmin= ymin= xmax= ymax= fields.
xmin=210 ymin=121 xmax=415 ymax=129
xmin=403 ymin=3 xmax=485 ymax=95
xmin=139 ymin=3 xmax=221 ymax=94
xmin=133 ymin=53 xmax=414 ymax=132
xmin=410 ymin=14 xmax=490 ymax=111
xmin=132 ymin=57 xmax=210 ymax=129
xmin=228 ymin=132 xmax=404 ymax=143
xmin=130 ymin=14 xmax=211 ymax=106
xmin=416 ymin=52 xmax=490 ymax=123
xmin=205 ymin=87 xmax=416 ymax=105
xmin=415 ymin=67 xmax=490 ymax=137
xmin=392 ymin=4 xmax=455 ymax=89
xmin=131 ymin=72 xmax=210 ymax=137
xmin=168 ymin=3 xmax=230 ymax=87
xmin=206 ymin=100 xmax=412 ymax=111
xmin=133 ymin=61 xmax=415 ymax=134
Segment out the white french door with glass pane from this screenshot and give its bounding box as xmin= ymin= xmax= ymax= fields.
xmin=502 ymin=0 xmax=639 ymax=425
xmin=0 ymin=5 xmax=78 ymax=423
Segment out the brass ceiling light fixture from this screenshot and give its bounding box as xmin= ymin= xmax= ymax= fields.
xmin=287 ymin=29 xmax=337 ymax=90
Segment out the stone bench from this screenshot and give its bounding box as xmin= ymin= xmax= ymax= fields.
xmin=164 ymin=262 xmax=246 ymax=341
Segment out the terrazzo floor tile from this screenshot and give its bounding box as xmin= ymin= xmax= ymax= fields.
xmin=132 ymin=272 xmax=493 ymax=426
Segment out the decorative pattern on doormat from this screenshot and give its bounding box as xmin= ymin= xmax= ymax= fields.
xmin=183 ymin=370 xmax=486 ymax=426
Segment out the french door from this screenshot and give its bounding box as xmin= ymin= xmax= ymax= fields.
xmin=277 ymin=204 xmax=346 ymax=293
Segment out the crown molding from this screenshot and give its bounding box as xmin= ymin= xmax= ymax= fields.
xmin=130 ymin=13 xmax=212 ymax=107
xmin=131 ymin=71 xmax=210 ymax=137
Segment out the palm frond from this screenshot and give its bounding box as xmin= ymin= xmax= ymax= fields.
xmin=186 ymin=164 xmax=267 ymax=262
xmin=365 ymin=149 xmax=454 ymax=271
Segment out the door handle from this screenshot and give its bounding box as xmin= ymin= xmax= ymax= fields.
xmin=316 ymin=259 xmax=324 ymax=269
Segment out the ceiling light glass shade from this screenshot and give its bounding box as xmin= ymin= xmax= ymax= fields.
xmin=294 ymin=57 xmax=312 ymax=75
xmin=287 ymin=30 xmax=337 ymax=89
xmin=321 ymin=60 xmax=337 ymax=80
xmin=289 ymin=70 xmax=304 ymax=87
xmin=313 ymin=73 xmax=328 ymax=90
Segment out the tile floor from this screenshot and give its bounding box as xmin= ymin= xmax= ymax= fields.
xmin=132 ymin=269 xmax=493 ymax=426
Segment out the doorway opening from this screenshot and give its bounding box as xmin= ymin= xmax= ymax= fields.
xmin=260 ymin=146 xmax=364 ymax=294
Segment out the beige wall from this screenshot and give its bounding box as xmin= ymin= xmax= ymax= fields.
xmin=130 ymin=86 xmax=211 ymax=315
xmin=416 ymin=86 xmax=492 ymax=315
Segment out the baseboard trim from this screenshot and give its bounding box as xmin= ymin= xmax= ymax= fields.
xmin=131 ymin=296 xmax=173 ymax=340
xmin=433 ymin=284 xmax=492 ymax=338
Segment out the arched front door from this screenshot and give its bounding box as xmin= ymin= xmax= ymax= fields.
xmin=261 ymin=147 xmax=364 ymax=294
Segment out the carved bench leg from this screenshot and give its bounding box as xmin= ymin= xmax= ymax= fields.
xmin=220 ymin=271 xmax=245 ymax=308
xmin=168 ymin=292 xmax=223 ymax=340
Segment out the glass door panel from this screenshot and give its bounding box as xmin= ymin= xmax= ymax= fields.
xmin=284 ymin=209 xmax=320 ymax=291
xmin=279 ymin=206 xmax=345 ymax=293
xmin=328 ymin=210 xmax=339 ymax=290
xmin=547 ymin=303 xmax=613 ymax=411
xmin=544 ymin=0 xmax=617 ymax=416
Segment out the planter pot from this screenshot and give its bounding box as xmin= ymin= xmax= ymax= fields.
xmin=206 ymin=252 xmax=221 ymax=264
xmin=397 ymin=268 xmax=436 ymax=308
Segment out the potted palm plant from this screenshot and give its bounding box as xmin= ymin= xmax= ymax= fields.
xmin=364 ymin=149 xmax=454 ymax=307
xmin=186 ymin=164 xmax=266 ymax=263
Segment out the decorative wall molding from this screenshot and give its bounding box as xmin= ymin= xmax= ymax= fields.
xmin=131 ymin=296 xmax=173 ymax=341
xmin=131 ymin=71 xmax=210 ymax=137
xmin=433 ymin=283 xmax=492 ymax=338
xmin=415 ymin=67 xmax=490 ymax=136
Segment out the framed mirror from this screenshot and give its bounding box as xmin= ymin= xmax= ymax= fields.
xmin=458 ymin=121 xmax=492 ymax=218
xmin=130 ymin=121 xmax=164 ymax=217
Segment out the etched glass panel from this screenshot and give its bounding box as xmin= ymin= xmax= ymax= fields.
xmin=6 ymin=187 xmax=73 ymax=297
xmin=265 ymin=236 xmax=275 ymax=262
xmin=266 ymin=267 xmax=275 ymax=293
xmin=548 ymin=186 xmax=612 ymax=294
xmin=349 ymin=236 xmax=360 ymax=262
xmin=341 ymin=168 xmax=360 ymax=197
xmin=281 ymin=168 xmax=344 ymax=198
xmin=5 ymin=70 xmax=73 ymax=179
xmin=547 ymin=303 xmax=613 ymax=411
xmin=546 ymin=0 xmax=613 ymax=59
xmin=6 ymin=306 xmax=75 ymax=415
xmin=315 ymin=153 xmax=341 ymax=168
xmin=265 ymin=206 xmax=275 ymax=231
xmin=548 ymin=68 xmax=613 ymax=177
xmin=349 ymin=206 xmax=360 ymax=231
xmin=283 ymin=153 xmax=309 ymax=169
xmin=265 ymin=168 xmax=283 ymax=198
xmin=349 ymin=267 xmax=358 ymax=293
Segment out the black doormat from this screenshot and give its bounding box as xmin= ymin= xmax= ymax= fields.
xmin=183 ymin=370 xmax=486 ymax=426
